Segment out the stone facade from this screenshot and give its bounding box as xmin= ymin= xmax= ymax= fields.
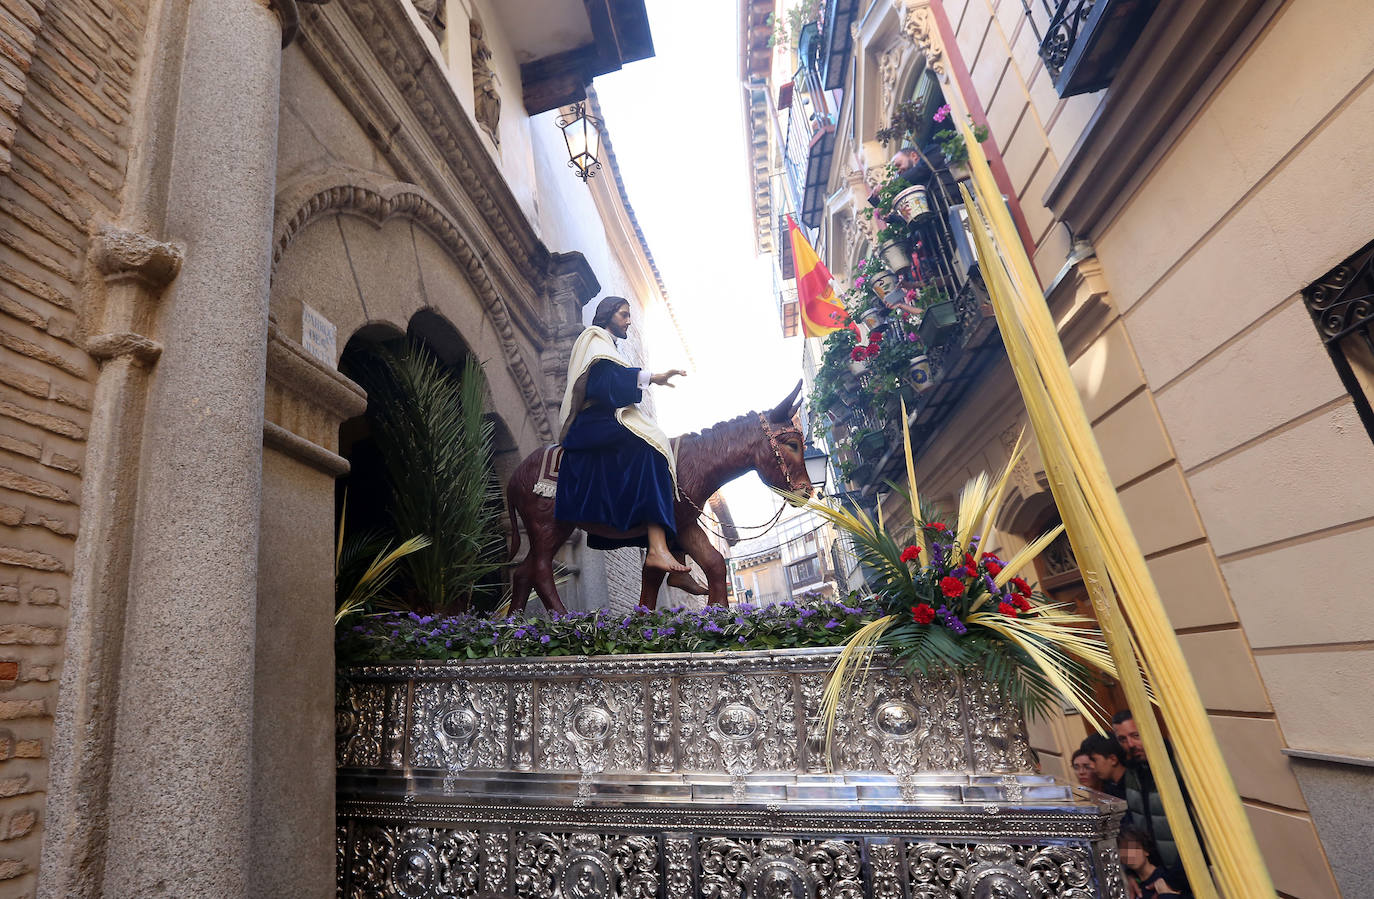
xmin=0 ymin=0 xmax=673 ymax=895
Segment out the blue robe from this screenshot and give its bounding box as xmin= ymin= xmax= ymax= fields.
xmin=555 ymin=360 xmax=677 ymax=550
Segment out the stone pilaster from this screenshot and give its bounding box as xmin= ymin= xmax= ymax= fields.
xmin=252 ymin=324 xmax=365 ymax=898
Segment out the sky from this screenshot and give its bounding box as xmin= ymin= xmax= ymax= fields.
xmin=595 ymin=0 xmax=803 ymax=525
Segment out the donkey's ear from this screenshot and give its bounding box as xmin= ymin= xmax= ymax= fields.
xmin=768 ymin=380 xmax=804 ymax=423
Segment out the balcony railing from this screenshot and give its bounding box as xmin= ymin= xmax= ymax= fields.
xmin=781 ymin=24 xmax=836 ymax=228
xmin=1019 ymin=0 xmax=1158 ymax=97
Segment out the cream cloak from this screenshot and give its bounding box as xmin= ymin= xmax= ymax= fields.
xmin=557 ymin=326 xmax=677 ymax=488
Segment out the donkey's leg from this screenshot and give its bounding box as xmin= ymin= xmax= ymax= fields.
xmin=530 ymin=520 xmax=575 ymax=615
xmin=510 ymin=556 xmax=533 ymax=614
xmin=638 ymin=565 xmax=667 ymax=610
xmin=677 ymin=522 xmax=729 ymax=607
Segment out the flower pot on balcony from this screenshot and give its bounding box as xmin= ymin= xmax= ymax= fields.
xmin=892 ymin=184 xmax=934 ymax=224
xmin=847 ymin=461 xmax=873 ymax=487
xmin=898 ymin=381 xmax=920 ymax=407
xmin=857 ymin=430 xmax=887 ymax=459
xmin=909 ymin=354 xmax=934 ymax=392
xmin=848 ymin=358 xmax=869 ymax=377
xmin=838 ymin=371 xmax=861 ymax=403
xmin=868 ymin=269 xmax=900 ymax=299
xmin=878 ymin=238 xmax=911 ymax=274
xmin=917 ymin=300 xmax=959 ymax=347
xmin=948 ymin=160 xmax=972 ymax=182
xmin=875 ymin=319 xmax=907 ymax=344
xmin=859 ymin=307 xmax=885 ymax=330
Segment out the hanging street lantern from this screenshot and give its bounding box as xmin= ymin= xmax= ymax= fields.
xmin=803 ymin=443 xmax=830 ymax=494
xmin=556 ymin=101 xmax=603 ymax=182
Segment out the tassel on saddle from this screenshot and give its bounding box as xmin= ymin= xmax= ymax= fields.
xmin=531 ymin=445 xmax=564 ymax=498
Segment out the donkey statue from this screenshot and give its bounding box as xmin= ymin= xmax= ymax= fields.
xmin=505 ymin=383 xmax=811 ymax=613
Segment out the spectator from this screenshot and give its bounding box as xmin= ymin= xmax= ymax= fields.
xmin=1113 ymin=708 xmax=1146 ymax=763
xmin=1071 ymin=747 xmax=1102 ymax=792
xmin=1118 ymin=826 xmax=1190 ymax=898
xmin=1114 ymin=710 xmax=1202 ymax=892
xmin=1081 ymin=733 xmax=1128 ymax=800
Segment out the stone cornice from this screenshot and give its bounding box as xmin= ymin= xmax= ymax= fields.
xmin=265 ymin=321 xmax=367 ymax=422
xmin=272 ymin=170 xmax=557 ymax=443
xmin=296 ymin=0 xmax=553 ymax=341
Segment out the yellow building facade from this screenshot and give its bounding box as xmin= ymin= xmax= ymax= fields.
xmin=747 ymin=1 xmax=1374 ymax=895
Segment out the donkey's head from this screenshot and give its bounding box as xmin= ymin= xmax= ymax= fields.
xmin=752 ymin=381 xmax=811 ymax=497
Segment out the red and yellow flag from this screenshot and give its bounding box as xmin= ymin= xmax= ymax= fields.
xmin=786 ymin=214 xmax=848 ymax=338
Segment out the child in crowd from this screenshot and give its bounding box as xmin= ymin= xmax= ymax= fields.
xmin=1118 ymin=826 xmax=1190 ymax=898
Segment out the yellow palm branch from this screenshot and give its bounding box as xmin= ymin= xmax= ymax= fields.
xmin=818 ymin=614 xmax=896 ymax=766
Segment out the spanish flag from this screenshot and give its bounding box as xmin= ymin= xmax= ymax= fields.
xmin=786 ymin=214 xmax=848 ymax=338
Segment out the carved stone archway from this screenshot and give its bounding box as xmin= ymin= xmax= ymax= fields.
xmin=272 ymin=170 xmax=557 ymax=444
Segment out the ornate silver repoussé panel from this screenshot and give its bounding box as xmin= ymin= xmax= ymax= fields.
xmin=338 ymin=647 xmax=1126 ymax=898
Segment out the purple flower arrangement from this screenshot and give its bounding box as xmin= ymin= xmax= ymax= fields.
xmin=337 ymin=597 xmax=879 ymax=664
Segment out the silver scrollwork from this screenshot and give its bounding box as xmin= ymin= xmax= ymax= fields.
xmin=337 ymin=682 xmax=386 ymax=767
xmin=410 ymin=680 xmax=510 ymax=771
xmin=679 ymin=673 xmax=798 ymax=775
xmin=962 ymin=671 xmax=1035 ymax=774
xmin=513 ymin=832 xmax=658 ymax=899
xmin=538 ymin=678 xmax=647 ymax=773
xmin=650 ymin=676 xmax=674 ymax=772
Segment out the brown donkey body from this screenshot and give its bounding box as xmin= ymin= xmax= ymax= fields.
xmin=506 ymin=384 xmax=810 ymax=613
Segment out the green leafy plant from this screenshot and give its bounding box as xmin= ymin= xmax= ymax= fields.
xmin=337 ymin=597 xmax=878 ymax=662
xmin=767 ymin=0 xmax=821 ymax=51
xmin=352 ymin=343 xmax=504 ymax=614
xmin=932 ymin=122 xmax=990 ymax=164
xmin=875 ymin=99 xmax=928 ymax=147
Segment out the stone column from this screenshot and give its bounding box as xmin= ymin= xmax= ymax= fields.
xmin=95 ymin=0 xmax=286 ymax=894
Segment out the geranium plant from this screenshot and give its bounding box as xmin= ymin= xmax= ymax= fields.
xmin=931 ymin=105 xmax=990 ymax=165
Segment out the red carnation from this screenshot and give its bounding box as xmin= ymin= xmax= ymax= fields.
xmin=850 ymin=346 xmax=866 ymax=362
xmin=911 ymin=604 xmax=936 ymax=625
xmin=940 ymin=576 xmax=965 ymax=598
xmin=928 ymin=522 xmax=947 ymax=532
xmin=998 ymin=601 xmax=1017 ymax=616
xmin=1012 ymin=595 xmax=1032 ymax=612
xmin=985 ymin=560 xmax=1002 ymax=576
xmin=870 ymin=330 xmax=883 ymax=343
xmin=899 ymin=545 xmax=921 ymax=563
xmin=1011 ymin=576 xmax=1032 ymax=596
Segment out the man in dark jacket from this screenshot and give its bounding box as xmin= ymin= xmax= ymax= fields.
xmin=1114 ymin=710 xmax=1202 ymax=892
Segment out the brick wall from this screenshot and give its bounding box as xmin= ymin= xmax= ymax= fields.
xmin=0 ymin=0 xmax=143 ymax=893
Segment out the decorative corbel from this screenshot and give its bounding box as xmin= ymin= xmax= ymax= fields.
xmin=87 ymin=225 xmax=184 ymax=367
xmin=898 ymin=0 xmax=948 ymax=84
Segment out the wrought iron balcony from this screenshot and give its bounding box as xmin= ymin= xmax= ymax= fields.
xmin=1021 ymin=0 xmax=1159 ymax=97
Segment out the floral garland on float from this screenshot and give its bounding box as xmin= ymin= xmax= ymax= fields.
xmin=779 ymin=400 xmax=1122 ymax=747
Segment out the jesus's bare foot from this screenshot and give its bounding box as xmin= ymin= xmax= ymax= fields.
xmin=644 ymin=549 xmax=690 ymax=573
xmin=667 ymin=571 xmax=709 ymax=595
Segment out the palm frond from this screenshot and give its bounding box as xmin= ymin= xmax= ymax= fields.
xmin=952 ymin=471 xmax=990 ymax=560
xmin=819 ymin=615 xmax=896 ymax=766
xmin=898 ymin=397 xmax=928 ymax=559
xmin=972 ymin=430 xmax=1024 ymax=566
xmin=335 ymin=534 xmax=433 ymax=624
xmin=992 ymin=523 xmax=1065 ymax=590
xmin=353 ymin=344 xmax=505 ymax=612
xmin=969 ymin=610 xmax=1111 ymax=731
